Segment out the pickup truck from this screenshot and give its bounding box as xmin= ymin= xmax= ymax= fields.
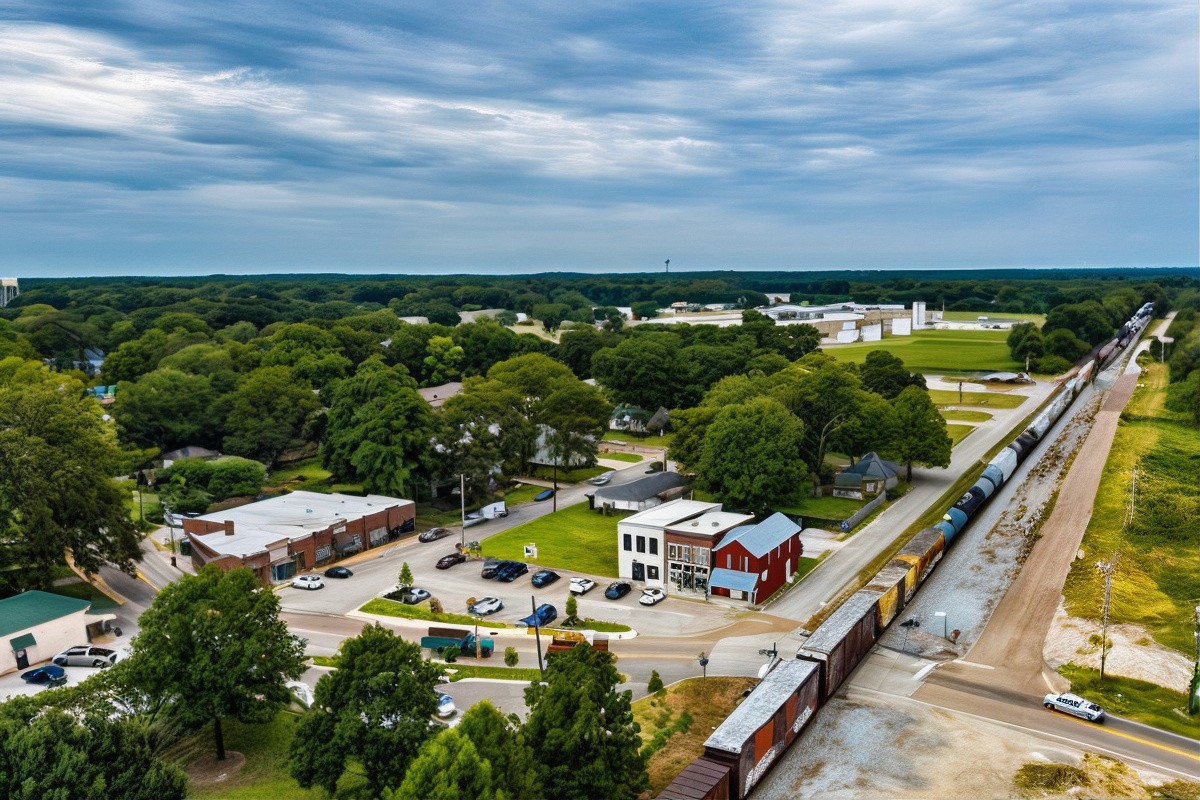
xmin=420 ymin=628 xmax=494 ymax=658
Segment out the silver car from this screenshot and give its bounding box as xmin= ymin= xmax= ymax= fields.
xmin=52 ymin=645 xmax=119 ymax=668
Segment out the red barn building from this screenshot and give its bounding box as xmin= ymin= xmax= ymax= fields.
xmin=708 ymin=513 xmax=803 ymax=604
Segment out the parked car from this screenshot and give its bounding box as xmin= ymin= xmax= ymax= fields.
xmin=397 ymin=587 xmax=432 ymax=605
xmin=569 ymin=577 xmax=597 ymax=595
xmin=639 ymin=588 xmax=667 ymax=606
xmin=323 ymin=566 xmax=353 ymax=579
xmin=517 ymin=603 xmax=558 ymax=628
xmin=587 ymin=471 xmax=615 ymax=486
xmin=534 ymin=489 xmax=555 ymax=501
xmin=436 ymin=552 xmax=467 ymax=569
xmin=418 ymin=527 xmax=452 ymax=543
xmin=531 ymin=569 xmax=560 ymax=588
xmin=481 ymin=559 xmax=511 ymax=579
xmin=496 ymin=562 xmax=529 ymax=582
xmin=292 ymin=574 xmax=325 ymax=591
xmin=469 ymin=596 xmax=504 ymax=616
xmin=604 ymin=581 xmax=632 ymax=600
xmin=52 ymin=645 xmax=119 ymax=668
xmin=21 ymin=665 xmax=67 ymax=685
xmin=1043 ymin=692 xmax=1105 ymax=722
xmin=436 ymin=692 xmax=457 ymax=718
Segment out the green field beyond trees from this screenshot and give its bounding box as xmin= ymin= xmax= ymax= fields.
xmin=824 ymin=329 xmax=1023 ymax=374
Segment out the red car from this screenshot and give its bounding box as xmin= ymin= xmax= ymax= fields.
xmin=436 ymin=552 xmax=467 ymax=569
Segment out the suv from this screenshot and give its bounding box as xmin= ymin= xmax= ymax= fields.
xmin=1043 ymin=692 xmax=1105 ymax=722
xmin=52 ymin=645 xmax=119 ymax=668
xmin=517 ymin=604 xmax=557 ymax=628
xmin=496 ymin=562 xmax=529 ymax=582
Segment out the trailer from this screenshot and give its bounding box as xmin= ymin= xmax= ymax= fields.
xmin=420 ymin=628 xmax=494 ymax=658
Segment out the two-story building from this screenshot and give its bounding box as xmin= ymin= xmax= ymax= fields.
xmin=617 ymin=499 xmax=720 ymax=586
xmin=708 ymin=513 xmax=804 ymax=604
xmin=663 ymin=510 xmax=755 ymax=595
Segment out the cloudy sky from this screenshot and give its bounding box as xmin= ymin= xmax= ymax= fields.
xmin=2 ymin=1 xmax=1196 ymax=277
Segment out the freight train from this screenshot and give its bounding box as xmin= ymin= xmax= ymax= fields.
xmin=659 ymin=303 xmax=1153 ymax=800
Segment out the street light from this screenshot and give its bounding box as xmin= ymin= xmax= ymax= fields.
xmin=934 ymin=611 xmax=947 ymax=639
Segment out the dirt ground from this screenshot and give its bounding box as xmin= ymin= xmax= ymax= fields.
xmin=1043 ymin=604 xmax=1196 ymax=690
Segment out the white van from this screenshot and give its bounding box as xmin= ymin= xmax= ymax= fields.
xmin=1043 ymin=692 xmax=1105 ymax=722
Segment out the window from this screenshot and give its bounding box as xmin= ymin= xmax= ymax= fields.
xmin=636 ymin=535 xmax=646 ymax=553
xmin=668 ymin=543 xmax=679 ymax=560
xmin=648 ymin=566 xmax=659 ymax=580
xmin=695 ymin=549 xmax=708 ymax=566
xmin=649 ymin=538 xmax=658 ymax=555
xmin=623 ymin=533 xmax=632 ymax=551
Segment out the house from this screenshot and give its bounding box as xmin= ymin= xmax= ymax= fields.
xmin=1 ymin=590 xmax=115 ymax=675
xmin=617 ymin=499 xmax=720 ymax=586
xmin=664 ymin=510 xmax=755 ymax=595
xmin=832 ymin=452 xmax=899 ymax=499
xmin=183 ymin=490 xmax=415 ymax=585
xmin=588 ymin=471 xmax=691 ymax=512
xmin=708 ymin=513 xmax=804 ymax=604
xmin=417 ymin=381 xmax=464 ymax=409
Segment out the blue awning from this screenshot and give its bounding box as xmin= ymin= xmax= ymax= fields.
xmin=708 ymin=568 xmax=759 ymax=593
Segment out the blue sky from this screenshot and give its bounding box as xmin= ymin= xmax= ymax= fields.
xmin=2 ymin=1 xmax=1196 ymax=277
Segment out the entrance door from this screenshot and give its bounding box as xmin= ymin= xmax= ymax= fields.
xmin=14 ymin=649 xmax=29 ymax=669
xmin=632 ymin=561 xmax=645 ymax=581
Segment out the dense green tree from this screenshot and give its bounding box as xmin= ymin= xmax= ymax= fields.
xmin=451 ymin=320 xmax=529 ymax=377
xmin=696 ymin=397 xmax=806 ymax=513
xmin=101 ymin=328 xmax=173 ymax=383
xmin=667 ymin=405 xmax=721 ymax=471
xmin=1166 ymin=370 xmax=1200 ymax=425
xmin=388 ymin=729 xmax=495 ymax=800
xmin=223 ymin=365 xmax=321 ymax=463
xmin=591 ymin=333 xmax=682 ymax=411
xmin=112 ymin=367 xmax=221 ymax=451
xmin=322 ymin=358 xmax=437 ymax=496
xmin=456 ymin=701 xmax=542 ymax=799
xmin=524 ymin=644 xmax=647 ymax=800
xmin=128 ymin=565 xmax=305 ymax=761
xmin=0 ymin=358 xmax=141 ymax=591
xmin=858 ymin=350 xmax=926 ymax=400
xmin=556 ymin=326 xmax=619 ymax=379
xmin=437 ymin=377 xmax=532 ymax=495
xmin=261 ymin=322 xmax=353 ymax=390
xmin=158 ymin=341 xmax=245 ymax=394
xmin=0 ymin=702 xmax=187 ymax=800
xmin=769 ymin=357 xmax=871 ymax=477
xmin=0 ymin=319 xmax=40 ymax=360
xmin=630 ymin=300 xmax=659 ymax=320
xmin=1042 ymin=328 xmax=1091 ymax=363
xmin=1007 ymin=321 xmax=1045 ymax=364
xmin=290 ymin=624 xmax=443 ymax=797
xmin=423 ymin=335 xmax=466 ymax=385
xmin=1043 ymin=300 xmax=1114 ymax=345
xmin=832 ymin=391 xmax=900 ymax=461
xmin=884 ymin=385 xmax=953 ymax=481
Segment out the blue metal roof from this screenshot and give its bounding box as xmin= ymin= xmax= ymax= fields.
xmin=715 ymin=512 xmax=800 ymax=558
xmin=708 ymin=568 xmax=760 ymax=593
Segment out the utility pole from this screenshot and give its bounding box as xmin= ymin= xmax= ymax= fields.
xmin=1096 ymin=553 xmax=1120 ymax=682
xmin=459 ymin=473 xmax=466 ymax=548
xmin=1189 ymin=604 xmax=1199 ymax=715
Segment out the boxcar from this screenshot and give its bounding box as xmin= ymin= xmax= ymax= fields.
xmin=798 ymin=590 xmax=882 ymax=700
xmin=893 ymin=527 xmax=945 ymax=584
xmin=657 ymin=757 xmax=731 ymax=800
xmin=864 ymin=563 xmax=910 ymax=627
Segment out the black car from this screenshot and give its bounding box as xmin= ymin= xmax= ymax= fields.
xmin=530 ymin=569 xmax=560 ymax=588
xmin=496 ymin=562 xmax=529 ymax=582
xmin=436 ymin=552 xmax=467 ymax=569
xmin=604 ymin=581 xmax=632 ymax=600
xmin=323 ymin=566 xmax=353 ymax=579
xmin=517 ymin=603 xmax=557 ymax=627
xmin=481 ymin=559 xmax=511 ymax=579
xmin=418 ymin=527 xmax=452 ymax=543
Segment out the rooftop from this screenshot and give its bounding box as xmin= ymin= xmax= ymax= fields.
xmin=590 ymin=471 xmax=691 ymax=503
xmin=621 ymin=497 xmax=721 ymax=528
xmin=664 ymin=510 xmax=754 ymax=538
xmin=715 ymin=512 xmax=801 ymax=558
xmin=0 ymin=590 xmax=91 ymax=637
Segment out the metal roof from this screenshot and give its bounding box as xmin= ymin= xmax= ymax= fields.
xmin=715 ymin=512 xmax=801 ymax=558
xmin=591 ymin=472 xmax=691 ymax=503
xmin=707 ymin=567 xmax=759 ymax=593
xmin=618 ymin=497 xmax=717 ymax=528
xmin=0 ymin=590 xmax=91 ymax=637
xmin=798 ymin=590 xmax=882 ymax=655
xmin=704 ymin=659 xmax=820 ymax=753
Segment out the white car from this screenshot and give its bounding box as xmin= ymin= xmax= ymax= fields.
xmin=292 ymin=574 xmax=324 ymax=590
xmin=52 ymin=645 xmax=120 ymax=668
xmin=436 ymin=692 xmax=457 ymax=718
xmin=569 ymin=577 xmax=597 ymax=595
xmin=588 ymin=471 xmax=615 ymax=486
xmin=639 ymin=588 xmax=667 ymax=606
xmin=469 ymin=596 xmax=504 ymax=616
xmin=1043 ymin=692 xmax=1105 ymax=722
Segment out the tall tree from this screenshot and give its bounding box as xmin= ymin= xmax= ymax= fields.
xmin=322 ymin=357 xmax=436 ymax=496
xmin=884 ymin=385 xmax=953 ymax=481
xmin=112 ymin=367 xmax=221 ymax=451
xmin=0 ymin=358 xmax=140 ymax=591
xmin=696 ymin=397 xmax=807 ymax=514
xmin=523 ymin=644 xmax=647 ymax=800
xmin=290 ymin=623 xmax=443 ymax=797
xmin=128 ymin=565 xmax=306 ymax=761
xmin=223 ymin=365 xmax=321 ymax=463
xmin=858 ymin=350 xmax=926 ymax=400
xmin=387 ymin=729 xmax=495 ymax=800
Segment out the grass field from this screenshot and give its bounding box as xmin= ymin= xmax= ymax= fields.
xmin=774 ymin=494 xmax=865 ymax=521
xmin=480 ymin=502 xmax=622 ymax=577
xmin=940 ymin=409 xmax=993 ymax=422
xmin=945 ymin=423 xmax=975 ymax=445
xmin=48 ymin=580 xmax=119 ymax=610
xmin=1058 ymin=664 xmax=1199 ymax=739
xmin=928 ymin=388 xmax=1027 ymax=409
xmin=822 ymin=329 xmax=1022 ymax=374
xmin=602 ymin=451 xmax=645 ymax=463
xmin=1062 ymin=362 xmax=1200 ymax=656
xmin=603 ymin=431 xmax=672 ymax=448
xmin=940 ymin=311 xmax=1046 ymax=325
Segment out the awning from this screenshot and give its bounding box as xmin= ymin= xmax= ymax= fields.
xmin=707 ymin=568 xmax=759 ymax=593
xmin=10 ymin=633 xmax=36 ymax=651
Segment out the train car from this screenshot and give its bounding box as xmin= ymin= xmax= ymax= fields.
xmin=892 ymin=527 xmax=945 ymax=589
xmin=797 ymin=590 xmax=882 ymax=699
xmin=658 ymin=757 xmax=730 ymax=800
xmin=680 ymin=658 xmax=822 ymax=800
xmin=951 ymin=483 xmax=990 ymax=516
xmin=1007 ymin=432 xmax=1038 ymax=463
xmin=941 ymin=508 xmax=968 ymax=541
xmin=864 ymin=563 xmax=910 ymax=627
xmin=1077 ymin=360 xmax=1095 ymax=384
xmin=980 ymin=463 xmax=1006 ymax=492
xmin=987 ymin=448 xmax=1018 ymax=483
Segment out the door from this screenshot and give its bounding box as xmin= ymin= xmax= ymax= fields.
xmin=632 ymin=561 xmax=645 ymax=581
xmin=14 ymin=649 xmax=28 ymax=669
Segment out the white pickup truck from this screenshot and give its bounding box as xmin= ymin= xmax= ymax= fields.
xmin=1043 ymin=692 xmax=1105 ymax=722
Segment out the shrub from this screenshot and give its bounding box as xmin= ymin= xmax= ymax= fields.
xmin=504 ymin=647 xmax=519 ymax=668
xmin=647 ymin=670 xmax=664 ymax=694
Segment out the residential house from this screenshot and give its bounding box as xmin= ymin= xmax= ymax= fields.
xmin=832 ymin=452 xmax=899 ymax=499
xmin=588 ymin=471 xmax=691 ymax=512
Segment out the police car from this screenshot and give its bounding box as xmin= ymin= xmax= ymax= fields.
xmin=1043 ymin=692 xmax=1105 ymax=722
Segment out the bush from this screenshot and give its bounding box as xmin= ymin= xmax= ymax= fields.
xmin=504 ymin=647 xmax=519 ymax=668
xmin=647 ymin=670 xmax=664 ymax=693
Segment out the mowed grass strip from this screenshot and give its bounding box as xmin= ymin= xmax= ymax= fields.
xmin=945 ymin=423 xmax=975 ymax=446
xmin=940 ymin=409 xmax=993 ymax=422
xmin=1062 ymin=362 xmax=1200 ymax=656
xmin=940 ymin=310 xmax=1046 ymax=325
xmin=928 ymin=388 xmax=1027 ymax=409
xmin=480 ymin=502 xmax=622 ymax=577
xmin=634 ymin=677 xmax=761 ymax=795
xmin=1058 ymin=664 xmax=1199 ymax=739
xmin=823 ymin=329 xmax=1022 ymax=373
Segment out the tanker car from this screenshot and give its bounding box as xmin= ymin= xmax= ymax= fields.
xmin=659 ymin=304 xmax=1152 ymax=800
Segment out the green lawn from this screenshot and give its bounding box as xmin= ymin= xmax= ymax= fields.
xmin=774 ymin=495 xmax=865 ymax=521
xmin=940 ymin=409 xmax=993 ymax=422
xmin=1062 ymin=362 xmax=1200 ymax=656
xmin=602 ymin=451 xmax=644 ymax=463
xmin=940 ymin=311 xmax=1046 ymax=325
xmin=603 ymin=431 xmax=672 ymax=448
xmin=822 ymin=329 xmax=1022 ymax=374
xmin=358 ymin=597 xmax=509 ymax=628
xmin=945 ymin=423 xmax=975 ymax=446
xmin=928 ymin=388 xmax=1027 ymax=409
xmin=48 ymin=580 xmax=119 ymax=610
xmin=481 ymin=502 xmax=623 ymax=577
xmin=1058 ymin=664 xmax=1199 ymax=740
xmin=265 ymin=457 xmax=340 ymax=494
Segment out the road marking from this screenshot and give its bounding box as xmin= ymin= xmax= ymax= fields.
xmin=134 ymin=569 xmax=161 ymax=592
xmin=1084 ymin=721 xmax=1200 ymax=761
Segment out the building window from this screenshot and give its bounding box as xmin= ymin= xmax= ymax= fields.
xmin=649 ymin=538 xmax=658 ymax=555
xmin=648 ymin=565 xmax=659 ymax=580
xmin=636 ymin=535 xmax=646 ymax=554
xmin=668 ymin=543 xmax=679 ymax=560
xmin=623 ymin=533 xmax=632 ymax=551
xmin=695 ymin=549 xmax=708 ymax=566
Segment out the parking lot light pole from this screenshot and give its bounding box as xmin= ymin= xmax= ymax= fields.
xmin=532 ymin=595 xmax=545 ymax=678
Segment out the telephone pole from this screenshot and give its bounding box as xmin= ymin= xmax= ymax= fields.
xmin=1096 ymin=553 xmax=1119 ymax=681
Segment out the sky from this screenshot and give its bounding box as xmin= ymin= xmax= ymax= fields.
xmin=1 ymin=1 xmax=1197 ymax=278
